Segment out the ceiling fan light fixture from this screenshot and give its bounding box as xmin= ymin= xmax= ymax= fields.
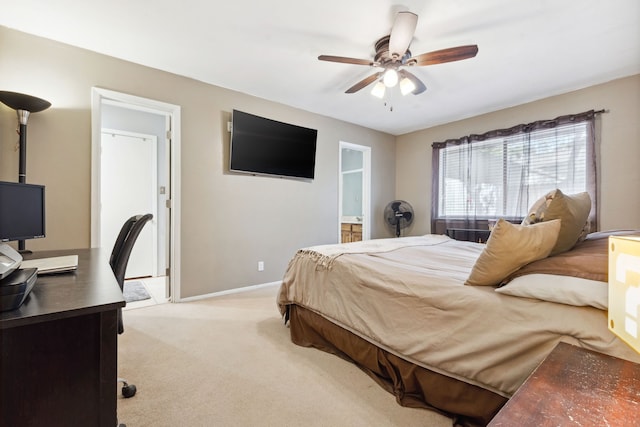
xmin=318 ymin=11 xmax=477 ymax=97
xmin=371 ymin=81 xmax=386 ymax=98
xmin=383 ymin=69 xmax=398 ymax=87
xmin=400 ymin=77 xmax=416 ymax=95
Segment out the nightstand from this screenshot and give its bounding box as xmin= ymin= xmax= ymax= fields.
xmin=488 ymin=342 xmax=640 ymax=426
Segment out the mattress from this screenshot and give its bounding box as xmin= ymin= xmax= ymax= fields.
xmin=277 ymin=234 xmax=640 ymax=424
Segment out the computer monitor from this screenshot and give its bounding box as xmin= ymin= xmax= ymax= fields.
xmin=0 ymin=181 xmax=46 ymax=242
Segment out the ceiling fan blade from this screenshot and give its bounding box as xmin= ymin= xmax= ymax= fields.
xmin=413 ymin=45 xmax=479 ymax=66
xmin=345 ymin=72 xmax=382 ymax=93
xmin=318 ymin=55 xmax=375 ymax=66
xmin=389 ymin=11 xmax=418 ymax=60
xmin=398 ymin=69 xmax=427 ymax=95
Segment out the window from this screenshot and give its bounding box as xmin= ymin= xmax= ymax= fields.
xmin=431 ymin=110 xmax=598 ymax=236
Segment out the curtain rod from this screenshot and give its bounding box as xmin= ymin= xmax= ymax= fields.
xmin=432 ymin=109 xmax=605 ymax=148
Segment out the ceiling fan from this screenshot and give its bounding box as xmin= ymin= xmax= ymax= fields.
xmin=318 ymin=11 xmax=478 ymax=97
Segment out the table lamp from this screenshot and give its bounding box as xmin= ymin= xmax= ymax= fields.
xmin=609 ymin=235 xmax=640 ymax=353
xmin=0 ymin=91 xmax=51 ymax=252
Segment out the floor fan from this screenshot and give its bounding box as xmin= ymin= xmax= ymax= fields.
xmin=384 ymin=200 xmax=414 ymax=237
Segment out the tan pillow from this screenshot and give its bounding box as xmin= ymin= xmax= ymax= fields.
xmin=465 ymin=218 xmax=561 ymax=286
xmin=521 ymin=189 xmax=591 ymax=256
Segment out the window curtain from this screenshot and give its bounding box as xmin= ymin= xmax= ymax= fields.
xmin=431 ymin=110 xmax=599 ymax=236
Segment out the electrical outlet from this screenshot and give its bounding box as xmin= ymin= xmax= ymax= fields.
xmin=258 ymin=261 xmax=264 ymax=272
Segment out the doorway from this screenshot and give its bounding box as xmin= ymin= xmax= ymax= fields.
xmin=339 ymin=142 xmax=371 ymax=242
xmin=91 ymin=87 xmax=182 ymax=302
xmin=100 ymin=129 xmax=157 ymax=278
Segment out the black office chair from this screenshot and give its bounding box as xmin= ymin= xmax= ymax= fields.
xmin=109 ymin=213 xmax=153 ymax=399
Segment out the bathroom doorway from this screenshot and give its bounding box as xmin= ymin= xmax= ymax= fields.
xmin=339 ymin=142 xmax=371 ymax=242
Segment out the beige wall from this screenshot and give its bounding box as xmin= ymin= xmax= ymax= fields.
xmin=2 ymin=25 xmax=638 ymax=299
xmin=0 ymin=27 xmax=396 ymax=298
xmin=396 ymin=74 xmax=640 ymax=235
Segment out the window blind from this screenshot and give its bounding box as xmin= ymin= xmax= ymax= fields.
xmin=430 ymin=110 xmax=598 ymax=236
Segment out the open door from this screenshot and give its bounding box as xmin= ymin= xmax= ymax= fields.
xmin=100 ymin=129 xmax=157 ymax=278
xmin=91 ymin=87 xmax=182 ymax=301
xmin=339 ymin=142 xmax=371 ymax=242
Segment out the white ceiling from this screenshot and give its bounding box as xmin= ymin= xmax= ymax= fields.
xmin=2 ymin=0 xmax=639 ymax=135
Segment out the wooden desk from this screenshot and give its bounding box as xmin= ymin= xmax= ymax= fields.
xmin=488 ymin=342 xmax=640 ymax=426
xmin=0 ymin=249 xmax=125 ymax=427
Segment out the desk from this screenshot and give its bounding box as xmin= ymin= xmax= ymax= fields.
xmin=0 ymin=249 xmax=125 ymax=427
xmin=488 ymin=342 xmax=640 ymax=426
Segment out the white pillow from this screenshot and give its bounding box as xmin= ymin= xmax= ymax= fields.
xmin=495 ymin=273 xmax=607 ymax=310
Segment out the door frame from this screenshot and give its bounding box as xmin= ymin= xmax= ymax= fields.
xmin=91 ymin=87 xmax=182 ymax=301
xmin=338 ymin=141 xmax=371 ymax=241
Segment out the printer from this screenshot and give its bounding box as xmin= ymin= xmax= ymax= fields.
xmin=0 ymin=244 xmax=37 ymax=312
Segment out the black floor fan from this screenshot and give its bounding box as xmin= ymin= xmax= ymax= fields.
xmin=384 ymin=200 xmax=414 ymax=237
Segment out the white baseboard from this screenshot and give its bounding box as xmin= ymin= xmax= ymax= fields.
xmin=177 ymin=281 xmax=281 ymax=303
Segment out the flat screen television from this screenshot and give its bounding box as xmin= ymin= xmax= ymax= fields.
xmin=230 ymin=109 xmax=318 ymax=180
xmin=0 ymin=181 xmax=46 ymax=242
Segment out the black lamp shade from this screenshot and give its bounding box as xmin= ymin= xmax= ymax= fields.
xmin=0 ymin=91 xmax=51 ymax=113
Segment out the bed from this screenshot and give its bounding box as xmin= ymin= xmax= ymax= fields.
xmin=277 ymin=215 xmax=640 ymax=426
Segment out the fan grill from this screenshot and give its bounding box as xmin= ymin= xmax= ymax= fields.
xmin=384 ymin=200 xmax=414 ymax=237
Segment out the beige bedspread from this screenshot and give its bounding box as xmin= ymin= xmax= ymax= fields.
xmin=277 ymin=235 xmax=640 ymax=397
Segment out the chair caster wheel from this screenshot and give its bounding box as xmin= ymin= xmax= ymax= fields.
xmin=122 ymin=383 xmax=137 ymax=398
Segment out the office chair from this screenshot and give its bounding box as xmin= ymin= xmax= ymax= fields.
xmin=109 ymin=213 xmax=153 ymax=399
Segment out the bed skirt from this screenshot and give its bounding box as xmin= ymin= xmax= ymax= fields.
xmin=287 ymin=305 xmax=507 ymax=427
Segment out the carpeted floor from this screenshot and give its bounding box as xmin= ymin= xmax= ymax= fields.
xmin=117 ymin=284 xmax=453 ymax=426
